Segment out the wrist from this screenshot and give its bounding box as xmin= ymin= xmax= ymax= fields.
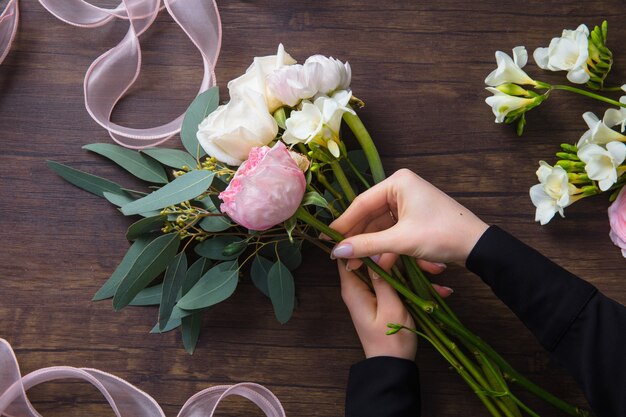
xmin=461 ymin=218 xmax=489 ymax=266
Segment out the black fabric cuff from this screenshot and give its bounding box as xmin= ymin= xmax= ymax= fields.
xmin=346 ymin=356 xmax=420 ymax=417
xmin=466 ymin=225 xmax=597 ymax=351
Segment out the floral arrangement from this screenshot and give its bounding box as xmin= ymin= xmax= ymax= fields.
xmin=50 ymin=44 xmax=592 ymax=416
xmin=484 ymin=21 xmax=626 ymax=257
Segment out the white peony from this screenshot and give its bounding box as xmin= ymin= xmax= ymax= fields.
xmin=578 ymin=142 xmax=626 ymax=191
xmin=577 ymin=111 xmax=626 ymax=148
xmin=529 ymin=161 xmax=577 ymax=225
xmin=282 ymin=90 xmax=354 ymax=157
xmin=484 ymin=87 xmax=535 ymax=123
xmin=533 ymin=24 xmax=590 ymax=84
xmin=227 ymin=44 xmax=296 ymax=112
xmin=196 ymin=90 xmax=278 ymax=166
xmin=304 ymin=55 xmax=352 ymax=95
xmin=266 ymin=63 xmax=321 ymax=107
xmin=485 ymin=46 xmax=536 ymax=87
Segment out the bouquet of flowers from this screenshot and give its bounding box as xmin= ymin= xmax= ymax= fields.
xmin=51 ymin=44 xmax=591 ymax=416
xmin=484 ymin=21 xmax=626 ymax=257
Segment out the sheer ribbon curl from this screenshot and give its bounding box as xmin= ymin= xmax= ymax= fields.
xmin=0 ymin=0 xmax=18 ymax=65
xmin=0 ymin=339 xmax=286 ymax=417
xmin=33 ymin=0 xmax=222 ymax=148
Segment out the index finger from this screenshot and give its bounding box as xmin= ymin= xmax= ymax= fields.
xmin=330 ymin=179 xmax=392 ymax=234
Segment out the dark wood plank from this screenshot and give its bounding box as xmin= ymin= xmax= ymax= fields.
xmin=1 ymin=1 xmax=624 ymax=416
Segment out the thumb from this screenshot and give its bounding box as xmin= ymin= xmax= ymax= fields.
xmin=331 ymin=225 xmax=409 ymax=259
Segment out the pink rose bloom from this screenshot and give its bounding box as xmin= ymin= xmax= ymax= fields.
xmin=219 ymin=142 xmax=306 ymax=231
xmin=608 ymin=186 xmax=626 ymax=258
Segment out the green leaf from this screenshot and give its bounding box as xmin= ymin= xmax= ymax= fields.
xmin=180 ymin=87 xmax=220 ymax=157
xmin=182 ymin=313 xmax=202 ymax=354
xmin=93 ymin=237 xmax=153 ymax=301
xmin=195 ymin=236 xmax=245 ymax=260
xmin=177 ymin=261 xmax=238 ymax=310
xmin=47 ymin=161 xmax=124 ymax=197
xmin=283 ymin=215 xmax=297 ymax=243
xmin=126 ymin=215 xmax=166 ymax=240
xmin=103 ymin=192 xmax=161 ymax=217
xmin=251 ymin=255 xmax=272 ymax=297
xmin=83 ymin=143 xmax=168 ymax=184
xmin=129 ymin=284 xmax=163 ymax=306
xmin=112 ymin=233 xmax=181 ymax=310
xmin=268 ymin=260 xmax=295 ymax=324
xmin=183 ymin=258 xmax=212 ymax=295
xmin=141 ymin=148 xmax=198 ymax=170
xmin=301 ymin=191 xmax=329 ymax=209
xmin=260 ymin=240 xmax=302 ymax=271
xmin=199 ymin=215 xmax=231 ymax=232
xmin=159 ymin=252 xmax=188 ymax=330
xmin=121 ymin=170 xmax=214 ymax=216
xmin=151 ymin=318 xmax=182 ymax=333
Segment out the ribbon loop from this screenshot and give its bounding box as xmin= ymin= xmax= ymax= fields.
xmin=37 ymin=0 xmax=222 ymax=148
xmin=0 ymin=0 xmax=19 ymax=65
xmin=0 ymin=339 xmax=286 ymax=417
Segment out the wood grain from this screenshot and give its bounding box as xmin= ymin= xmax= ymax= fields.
xmin=1 ymin=1 xmax=625 ymax=416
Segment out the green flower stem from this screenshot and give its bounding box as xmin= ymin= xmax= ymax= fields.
xmin=535 ymin=81 xmax=626 ymax=108
xmin=343 ymin=110 xmax=386 ymax=183
xmin=345 ymin=157 xmax=372 ymax=188
xmin=330 ymin=159 xmax=357 ymax=202
xmin=403 ymin=318 xmax=505 ymax=417
xmin=317 ymin=172 xmax=347 ymax=211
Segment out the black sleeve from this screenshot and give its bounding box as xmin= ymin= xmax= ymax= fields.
xmin=345 ymin=356 xmax=420 ymax=417
xmin=466 ymin=225 xmax=626 ymax=417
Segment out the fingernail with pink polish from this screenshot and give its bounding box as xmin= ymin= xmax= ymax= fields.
xmin=442 ymin=286 xmax=454 ymax=294
xmin=370 ymin=254 xmax=381 ymax=264
xmin=434 ymin=262 xmax=447 ymax=269
xmin=331 ymin=243 xmax=353 ymax=259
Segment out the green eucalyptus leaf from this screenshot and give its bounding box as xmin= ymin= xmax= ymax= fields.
xmin=129 ymin=284 xmax=163 ymax=306
xmin=141 ymin=148 xmax=198 ymax=170
xmin=103 ymin=192 xmax=161 ymax=217
xmin=251 ymin=255 xmax=272 ymax=297
xmin=83 ymin=143 xmax=168 ymax=184
xmin=159 ymin=252 xmax=188 ymax=330
xmin=93 ymin=237 xmax=153 ymax=301
xmin=151 ymin=317 xmax=182 ymax=333
xmin=121 ymin=170 xmax=214 ymax=216
xmin=199 ymin=215 xmax=231 ymax=232
xmin=284 ymin=215 xmax=297 ymax=243
xmin=47 ymin=161 xmax=124 ymax=197
xmin=180 ymin=87 xmax=220 ymax=157
xmin=260 ymin=240 xmax=302 ymax=271
xmin=195 ymin=236 xmax=245 ymax=260
xmin=182 ymin=313 xmax=202 ymax=354
xmin=112 ymin=233 xmax=180 ymax=310
xmin=177 ymin=261 xmax=238 ymax=310
xmin=268 ymin=260 xmax=295 ymax=324
xmin=301 ymin=191 xmax=329 ymax=209
xmin=126 ymin=215 xmax=166 ymax=241
xmin=183 ymin=258 xmax=213 ymax=295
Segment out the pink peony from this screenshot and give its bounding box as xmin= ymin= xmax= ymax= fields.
xmin=608 ymin=186 xmax=626 ymax=258
xmin=219 ymin=142 xmax=306 ymax=231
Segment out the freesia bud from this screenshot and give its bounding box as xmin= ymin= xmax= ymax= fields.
xmin=496 ymin=83 xmax=530 ymax=97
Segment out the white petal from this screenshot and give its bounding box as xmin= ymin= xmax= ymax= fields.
xmin=603 ymin=108 xmax=625 ymax=129
xmin=533 ymin=47 xmax=550 ymax=69
xmin=582 ymin=111 xmax=600 ymax=129
xmin=607 ymin=141 xmax=626 ymax=165
xmin=567 ymin=67 xmax=590 ymax=84
xmin=599 ymin=177 xmax=614 ymax=191
xmin=512 ymin=46 xmax=528 ymax=68
xmin=327 ymin=140 xmax=340 ymax=158
xmin=577 ymin=144 xmax=603 ymax=163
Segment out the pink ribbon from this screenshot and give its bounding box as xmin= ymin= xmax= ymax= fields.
xmin=34 ymin=0 xmax=222 ymax=148
xmin=0 ymin=339 xmax=286 ymax=417
xmin=0 ymin=0 xmax=18 ymax=65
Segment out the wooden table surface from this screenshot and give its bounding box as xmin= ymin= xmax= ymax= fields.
xmin=1 ymin=1 xmax=625 ymax=416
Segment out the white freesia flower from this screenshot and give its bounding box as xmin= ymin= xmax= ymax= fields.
xmin=578 ymin=142 xmax=626 ymax=191
xmin=484 ymin=87 xmax=535 ymax=123
xmin=603 ymin=96 xmax=626 ymax=133
xmin=533 ymin=24 xmax=590 ymax=84
xmin=283 ymin=90 xmax=355 ymax=157
xmin=197 ymin=90 xmax=278 ymax=166
xmin=266 ymin=63 xmax=321 ymax=107
xmin=529 ymin=161 xmax=577 ymax=225
xmin=304 ymin=55 xmax=352 ymax=94
xmin=485 ymin=46 xmax=536 ymax=87
xmin=228 ymin=44 xmax=297 ymax=112
xmin=577 ymin=111 xmax=626 ymax=147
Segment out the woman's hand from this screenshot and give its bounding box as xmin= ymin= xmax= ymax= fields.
xmin=330 ymin=169 xmax=488 ymax=267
